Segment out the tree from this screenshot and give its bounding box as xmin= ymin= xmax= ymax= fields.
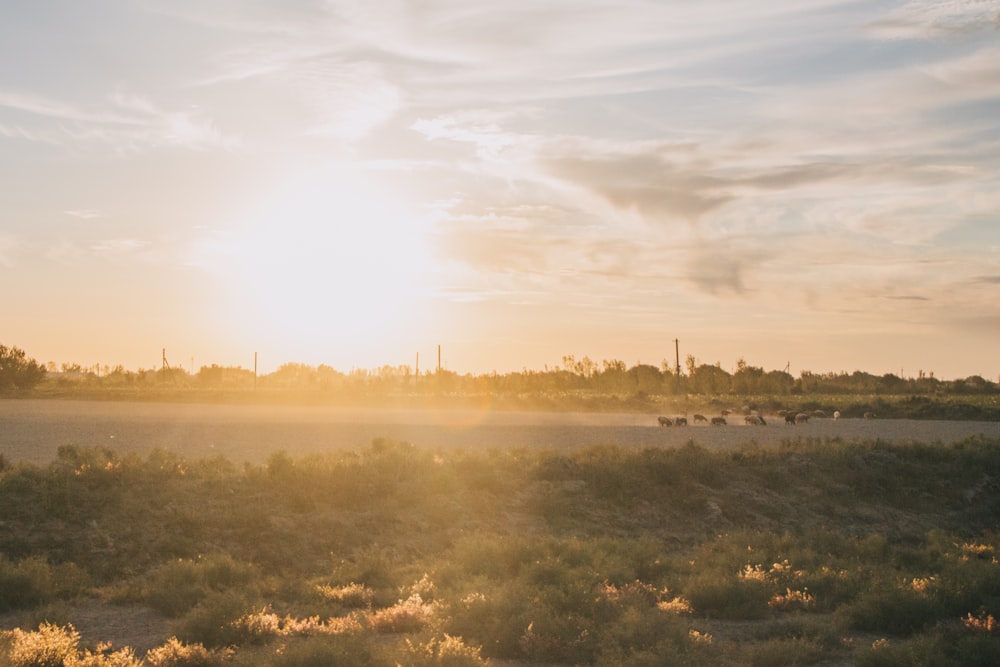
xmin=689 ymin=362 xmax=732 ymax=394
xmin=0 ymin=344 xmax=46 ymax=391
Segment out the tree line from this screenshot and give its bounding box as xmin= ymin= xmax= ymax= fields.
xmin=3 ymin=343 xmax=997 ymax=398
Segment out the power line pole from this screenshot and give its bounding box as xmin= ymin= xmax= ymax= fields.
xmin=675 ymin=338 xmax=680 ymax=392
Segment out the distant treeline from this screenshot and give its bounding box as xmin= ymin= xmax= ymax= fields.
xmin=39 ymin=354 xmax=999 ymax=399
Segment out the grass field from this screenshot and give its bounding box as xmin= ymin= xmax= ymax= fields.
xmin=2 ymin=432 xmax=1000 ymax=665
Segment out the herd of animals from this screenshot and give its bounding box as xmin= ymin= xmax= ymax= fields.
xmin=656 ymin=408 xmax=877 ymax=427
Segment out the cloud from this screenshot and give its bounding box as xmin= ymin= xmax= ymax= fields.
xmin=680 ymin=239 xmax=779 ymax=296
xmin=867 ymin=0 xmax=1000 ymax=39
xmin=412 ymin=109 xmax=527 ymax=158
xmin=63 ymin=210 xmax=103 ymax=220
xmin=0 ymin=88 xmax=239 ymax=153
xmin=543 ymin=152 xmax=732 ymax=224
xmin=88 ymin=239 xmax=150 ymax=255
xmin=44 ymin=238 xmax=152 ymax=265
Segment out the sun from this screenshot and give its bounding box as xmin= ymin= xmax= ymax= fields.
xmin=208 ymin=165 xmax=436 ymax=366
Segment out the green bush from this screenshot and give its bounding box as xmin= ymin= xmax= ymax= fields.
xmin=146 ymin=554 xmax=261 ymax=618
xmin=171 ymin=590 xmax=257 ymax=648
xmin=745 ymin=636 xmax=827 ymax=666
xmin=681 ymin=572 xmax=773 ymax=620
xmin=0 ymin=557 xmax=89 ymax=613
xmin=254 ymin=635 xmax=385 ymax=667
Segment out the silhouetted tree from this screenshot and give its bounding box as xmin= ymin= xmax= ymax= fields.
xmin=0 ymin=344 xmax=46 ymax=391
xmin=689 ymin=363 xmax=732 ymax=394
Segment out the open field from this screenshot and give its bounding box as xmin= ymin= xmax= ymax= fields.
xmin=2 ymin=399 xmax=999 ymax=665
xmin=2 ymin=398 xmax=999 ymax=465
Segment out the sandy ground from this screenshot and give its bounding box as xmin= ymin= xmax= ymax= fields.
xmin=2 ymin=398 xmax=998 ymax=465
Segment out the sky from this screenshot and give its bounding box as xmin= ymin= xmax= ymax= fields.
xmin=2 ymin=0 xmax=999 ymax=380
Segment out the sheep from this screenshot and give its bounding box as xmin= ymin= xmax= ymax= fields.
xmin=795 ymin=413 xmax=810 ymax=424
xmin=833 ymin=410 xmax=841 ymax=420
xmin=657 ymin=416 xmax=673 ymax=427
xmin=784 ymin=413 xmax=797 ymax=425
xmin=675 ymin=417 xmax=688 ymax=426
xmin=744 ymin=415 xmax=765 ymax=426
xmin=693 ymin=414 xmax=708 ymax=424
xmin=711 ymin=416 xmax=727 ymax=426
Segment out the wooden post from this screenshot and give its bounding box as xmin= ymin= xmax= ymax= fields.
xmin=254 ymin=352 xmax=257 ymax=391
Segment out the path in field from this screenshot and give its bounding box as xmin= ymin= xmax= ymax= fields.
xmin=1 ymin=399 xmax=998 ymax=465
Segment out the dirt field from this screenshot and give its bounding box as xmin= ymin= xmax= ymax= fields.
xmin=2 ymin=399 xmax=998 ymax=465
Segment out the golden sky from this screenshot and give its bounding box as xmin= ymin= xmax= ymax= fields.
xmin=2 ymin=1 xmax=999 ymax=379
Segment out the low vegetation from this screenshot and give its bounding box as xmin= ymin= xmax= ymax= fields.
xmin=3 ymin=339 xmax=997 ymax=420
xmin=2 ymin=436 xmax=999 ymax=665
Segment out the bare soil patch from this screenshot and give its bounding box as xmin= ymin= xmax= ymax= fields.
xmin=2 ymin=399 xmax=998 ymax=465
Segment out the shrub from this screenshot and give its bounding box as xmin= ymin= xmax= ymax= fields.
xmin=171 ymin=590 xmax=256 ymax=648
xmin=365 ymin=594 xmax=436 ymax=633
xmin=401 ymin=634 xmax=489 ymax=667
xmin=314 ymin=583 xmax=374 ymax=609
xmin=0 ymin=557 xmax=89 ymax=613
xmin=745 ymin=637 xmax=827 ymax=666
xmin=843 ymin=580 xmax=952 ymax=635
xmin=144 ymin=637 xmax=233 ymax=667
xmin=0 ymin=622 xmax=79 ymax=667
xmin=259 ymin=635 xmax=385 ymax=667
xmin=146 ymin=554 xmax=261 ymax=618
xmin=681 ymin=572 xmax=773 ymax=620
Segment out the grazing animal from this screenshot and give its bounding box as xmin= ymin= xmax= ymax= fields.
xmin=812 ymin=410 xmax=826 ymax=418
xmin=864 ymin=412 xmax=876 ymax=420
xmin=744 ymin=415 xmax=762 ymax=425
xmin=675 ymin=417 xmax=688 ymax=426
xmin=711 ymin=416 xmax=727 ymax=426
xmin=721 ymin=409 xmax=732 ymax=417
xmin=795 ymin=413 xmax=810 ymax=424
xmin=657 ymin=416 xmax=673 ymax=427
xmin=785 ymin=413 xmax=797 ymax=425
xmin=833 ymin=410 xmax=841 ymax=420
xmin=693 ymin=414 xmax=708 ymax=424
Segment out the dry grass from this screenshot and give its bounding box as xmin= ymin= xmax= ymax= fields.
xmin=1 ymin=436 xmax=999 ymax=665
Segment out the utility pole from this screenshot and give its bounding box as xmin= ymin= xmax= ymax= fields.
xmin=437 ymin=344 xmax=441 ymax=372
xmin=254 ymin=352 xmax=258 ymax=391
xmin=674 ymin=338 xmax=680 ymax=392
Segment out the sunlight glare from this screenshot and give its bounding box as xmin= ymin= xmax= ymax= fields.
xmin=215 ymin=166 xmax=434 ymax=364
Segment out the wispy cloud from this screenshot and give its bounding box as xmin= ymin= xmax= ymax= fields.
xmin=44 ymin=238 xmax=153 ymax=265
xmin=867 ymin=0 xmax=1000 ymax=39
xmin=63 ymin=210 xmax=103 ymax=220
xmin=0 ymin=88 xmax=239 ymax=153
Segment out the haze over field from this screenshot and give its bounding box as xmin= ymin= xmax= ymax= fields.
xmin=2 ymin=1 xmax=998 ymax=379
